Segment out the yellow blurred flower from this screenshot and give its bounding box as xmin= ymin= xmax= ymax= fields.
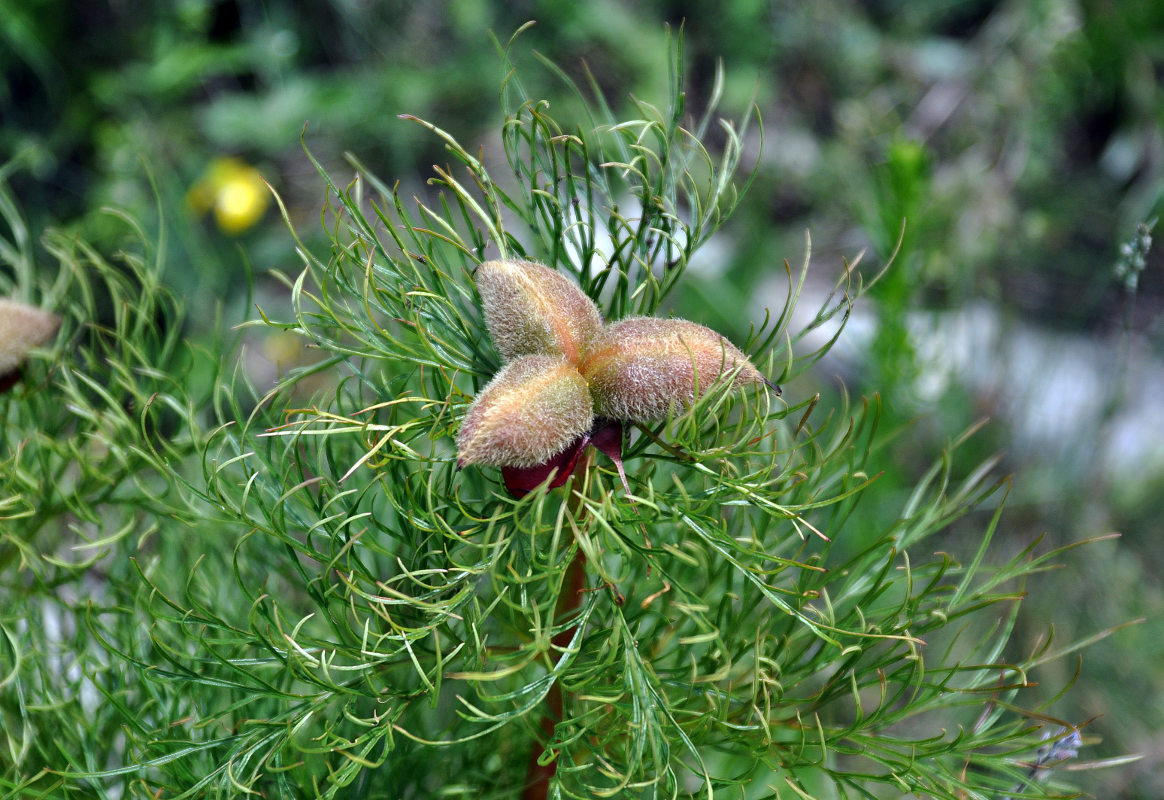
xmin=187 ymin=157 xmax=270 ymax=234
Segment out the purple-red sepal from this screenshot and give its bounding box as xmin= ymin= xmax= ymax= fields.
xmin=0 ymin=369 xmax=21 ymax=395
xmin=501 ymin=419 xmax=626 ymax=498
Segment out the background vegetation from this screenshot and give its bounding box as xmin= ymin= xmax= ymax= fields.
xmin=3 ymin=1 xmax=1162 ymax=797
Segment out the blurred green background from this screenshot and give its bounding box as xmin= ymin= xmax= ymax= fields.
xmin=3 ymin=0 xmax=1163 ymax=797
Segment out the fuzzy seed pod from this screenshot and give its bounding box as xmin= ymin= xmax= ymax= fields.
xmin=579 ymin=317 xmax=767 ymax=422
xmin=475 ymin=259 xmax=603 ymax=363
xmin=0 ymin=298 xmax=60 ymax=375
xmin=457 ymin=354 xmax=594 ymax=468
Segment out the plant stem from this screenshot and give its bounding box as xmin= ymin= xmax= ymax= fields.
xmin=522 ymin=460 xmax=591 ymax=800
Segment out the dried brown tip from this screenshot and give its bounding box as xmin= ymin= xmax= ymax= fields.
xmin=0 ymin=298 xmax=61 ymax=375
xmin=475 ymin=259 xmax=603 ymax=363
xmin=456 ymin=355 xmax=594 ymax=468
xmin=579 ymin=316 xmax=768 ymax=422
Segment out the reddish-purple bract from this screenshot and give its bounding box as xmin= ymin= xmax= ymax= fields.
xmin=500 ymin=420 xmax=629 ymax=498
xmin=501 ymin=432 xmax=591 ymax=497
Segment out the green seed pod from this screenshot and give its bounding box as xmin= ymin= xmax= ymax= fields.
xmin=457 ymin=355 xmax=594 ymax=468
xmin=475 ymin=259 xmax=602 ymax=363
xmin=0 ymin=298 xmax=60 ymax=375
xmin=580 ymin=316 xmax=767 ymax=422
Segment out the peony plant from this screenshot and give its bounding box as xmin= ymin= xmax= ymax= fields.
xmin=0 ymin=33 xmax=1113 ymax=800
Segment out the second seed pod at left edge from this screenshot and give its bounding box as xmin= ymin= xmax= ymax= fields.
xmin=0 ymin=297 xmax=61 ymax=376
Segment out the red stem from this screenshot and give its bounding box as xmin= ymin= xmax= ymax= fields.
xmin=521 ymin=543 xmax=587 ymax=800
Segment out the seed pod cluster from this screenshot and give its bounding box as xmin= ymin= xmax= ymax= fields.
xmin=456 ymin=259 xmax=777 ymax=480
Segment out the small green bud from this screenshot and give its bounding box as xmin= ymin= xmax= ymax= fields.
xmin=579 ymin=317 xmax=767 ymax=422
xmin=0 ymin=298 xmax=60 ymax=375
xmin=475 ymin=259 xmax=603 ymax=363
xmin=457 ymin=355 xmax=594 ymax=468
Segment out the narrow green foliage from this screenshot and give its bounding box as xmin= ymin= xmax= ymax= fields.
xmin=0 ymin=34 xmax=1115 ymax=800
